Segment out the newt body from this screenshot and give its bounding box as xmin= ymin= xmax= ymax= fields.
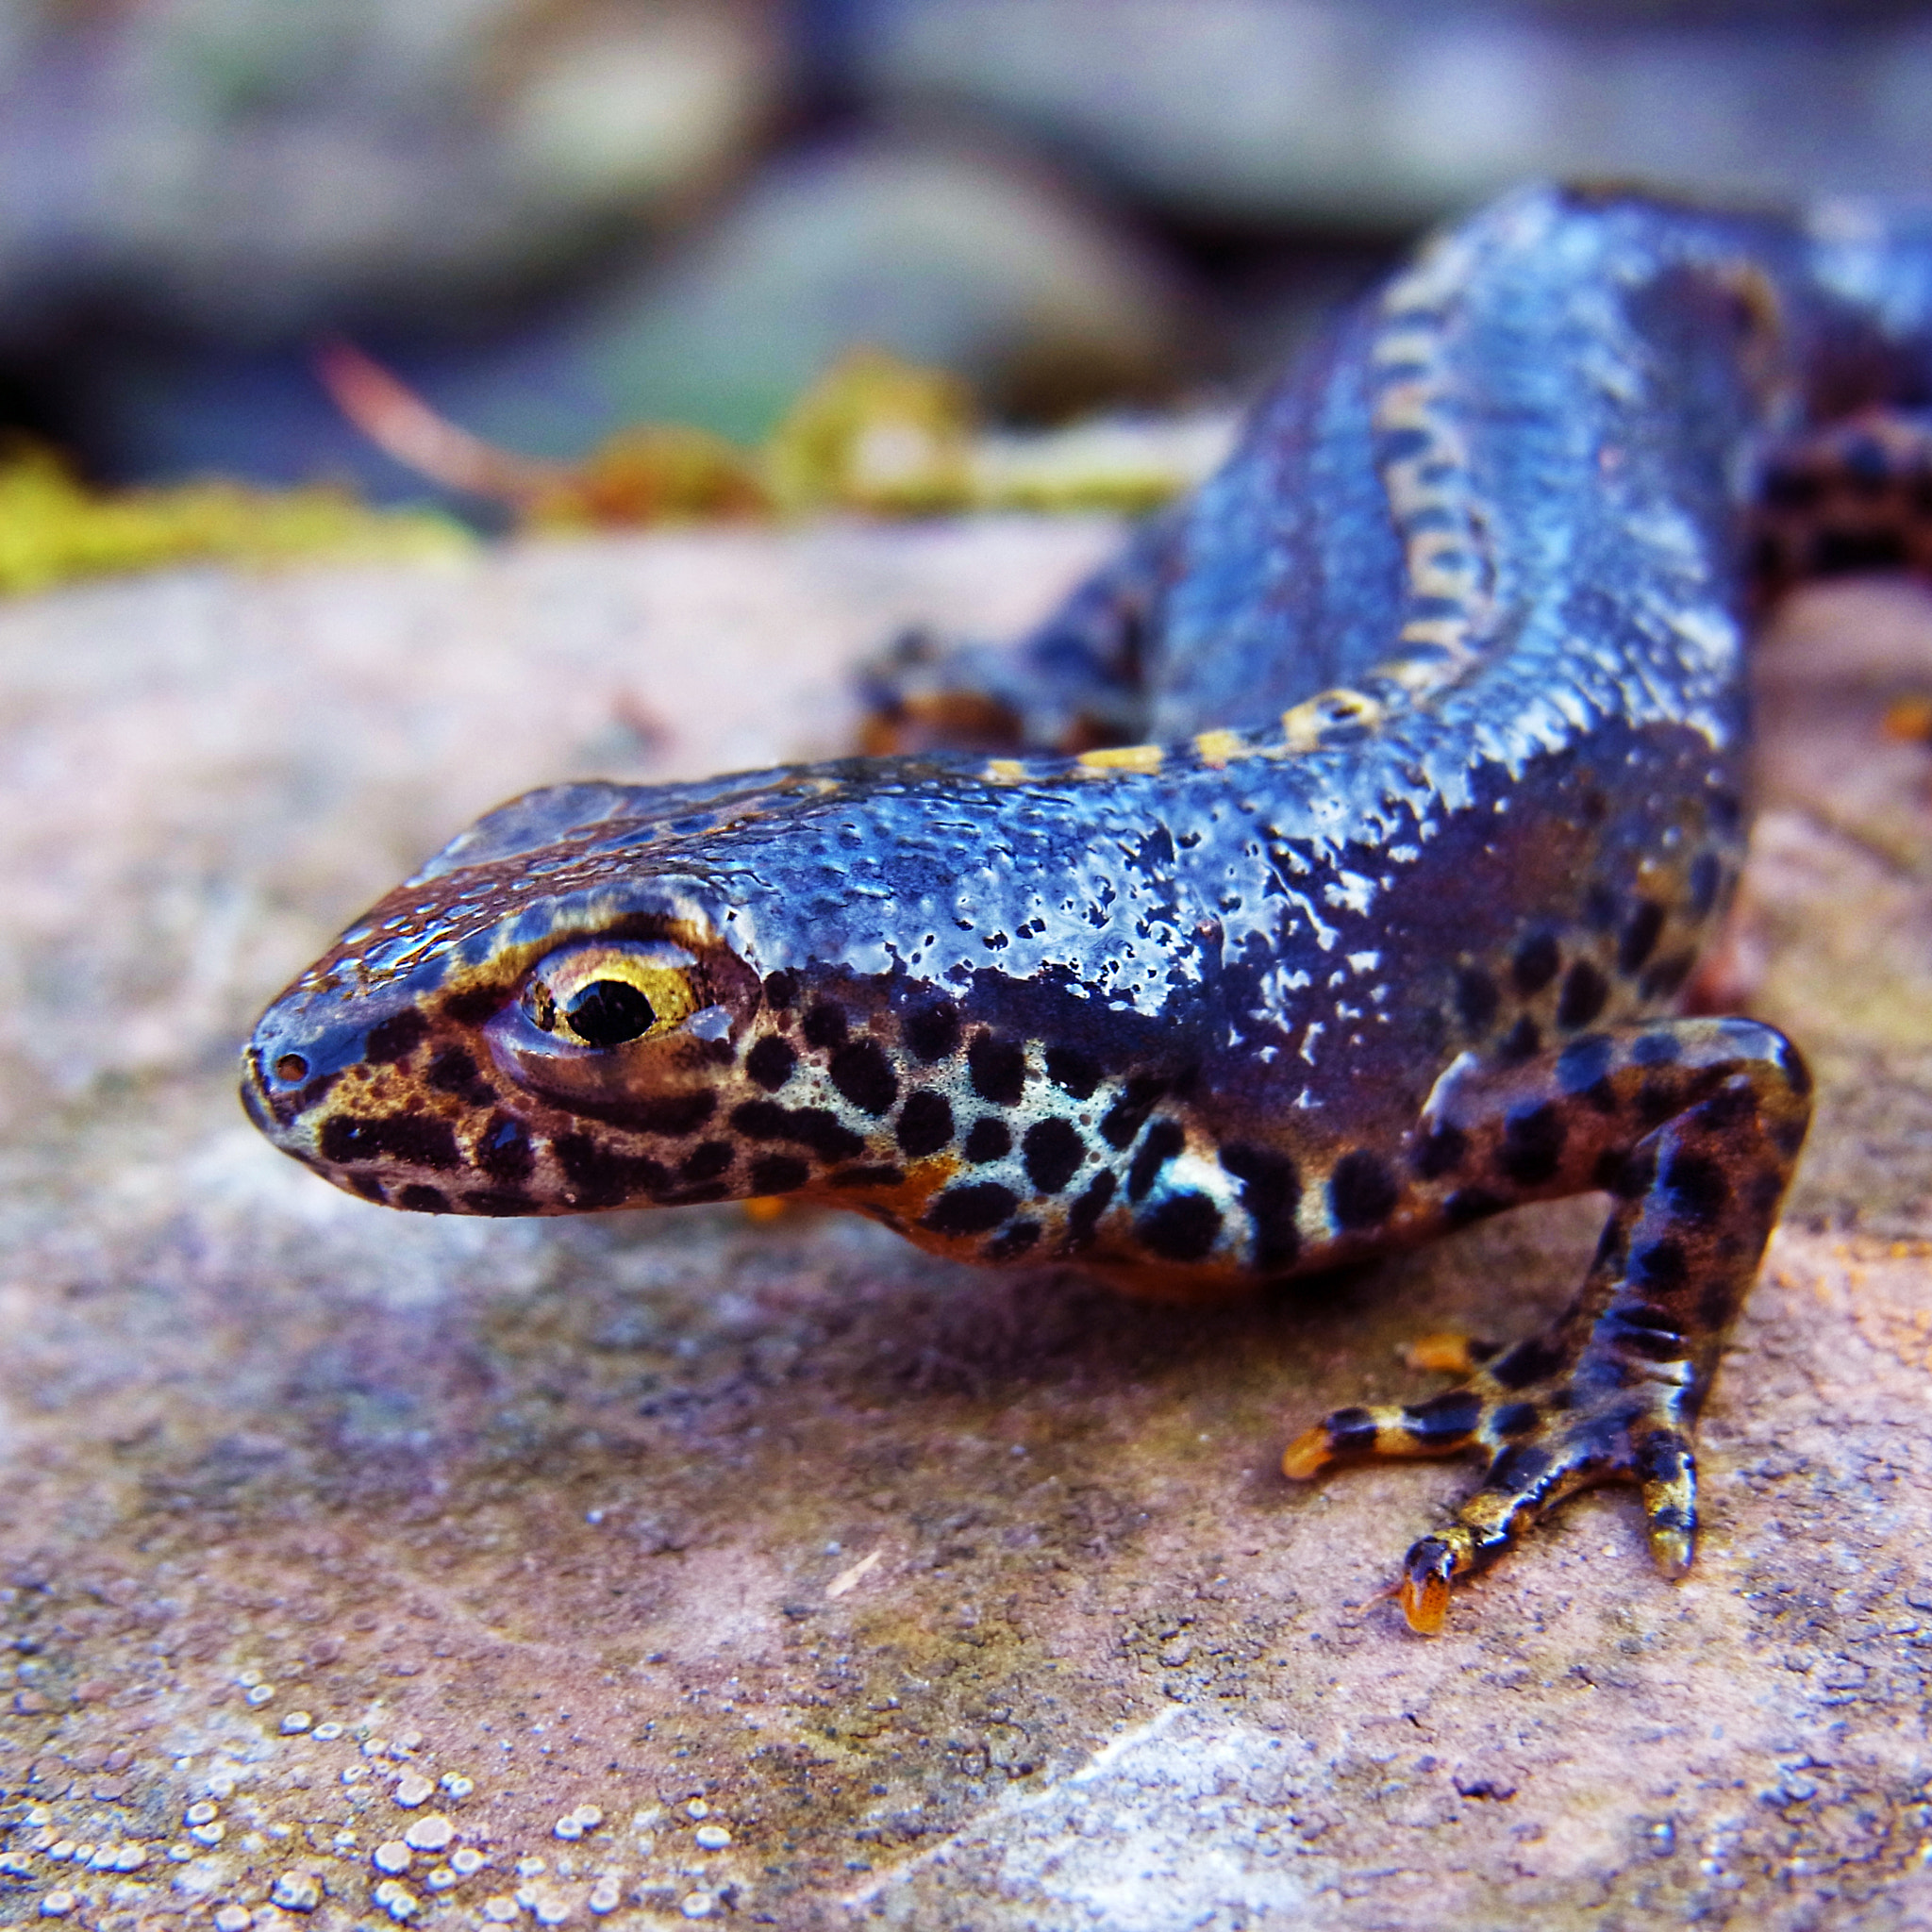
xmin=244 ymin=188 xmax=1932 ymax=1628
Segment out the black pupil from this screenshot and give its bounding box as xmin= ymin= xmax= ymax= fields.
xmin=563 ymin=979 xmax=658 ymax=1046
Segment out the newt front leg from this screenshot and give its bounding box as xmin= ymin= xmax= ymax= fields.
xmin=1286 ymin=1018 xmax=1812 ymax=1634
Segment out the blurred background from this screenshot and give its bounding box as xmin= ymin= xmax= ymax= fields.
xmin=5 ymin=0 xmax=1932 ymax=509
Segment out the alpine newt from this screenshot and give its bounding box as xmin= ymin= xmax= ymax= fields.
xmin=242 ymin=186 xmax=1932 ymax=1631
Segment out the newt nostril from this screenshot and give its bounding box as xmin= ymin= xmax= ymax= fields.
xmin=273 ymin=1053 xmax=310 ymax=1084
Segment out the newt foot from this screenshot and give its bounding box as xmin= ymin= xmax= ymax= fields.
xmin=1286 ymin=1352 xmax=1700 ymax=1634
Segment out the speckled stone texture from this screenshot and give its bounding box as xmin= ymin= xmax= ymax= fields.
xmin=1 ymin=532 xmax=1929 ymax=1932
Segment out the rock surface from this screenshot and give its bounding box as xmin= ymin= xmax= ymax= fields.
xmin=0 ymin=529 xmax=1929 ymax=1931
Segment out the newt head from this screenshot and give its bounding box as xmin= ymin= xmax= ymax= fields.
xmin=240 ymin=776 xmax=791 ymax=1218
xmin=238 ymin=763 xmax=1218 ymax=1264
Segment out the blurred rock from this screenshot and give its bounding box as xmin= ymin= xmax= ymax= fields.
xmin=0 ymin=0 xmax=784 ymax=341
xmin=443 ymin=129 xmax=1193 ymax=451
xmin=854 ymin=0 xmax=1932 ymax=225
xmin=87 ymin=132 xmax=1194 ymax=489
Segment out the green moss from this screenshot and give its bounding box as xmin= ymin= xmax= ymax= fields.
xmin=0 ymin=445 xmax=471 ymax=597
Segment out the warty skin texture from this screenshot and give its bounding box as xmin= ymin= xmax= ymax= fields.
xmin=243 ymin=186 xmax=1932 ymax=1626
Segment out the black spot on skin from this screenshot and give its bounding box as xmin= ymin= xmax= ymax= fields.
xmin=895 ymin=1091 xmax=954 ymax=1159
xmin=1688 ymin=850 xmax=1724 ymax=918
xmin=1490 ymin=1336 xmax=1562 ymax=1390
xmin=322 ymin=1111 xmax=461 ymax=1172
xmin=1136 ymin=1191 xmax=1222 ymax=1262
xmin=428 ymin=1045 xmax=495 ymax=1105
xmin=465 ymin=1189 xmax=535 ymax=1215
xmin=397 ymin=1184 xmax=448 ymax=1213
xmin=1100 ymin=1076 xmax=1167 ymax=1150
xmin=1067 ymin=1170 xmax=1117 ymax=1246
xmin=1632 ymin=1029 xmax=1682 ymax=1065
xmin=1414 ymin=1123 xmax=1467 ymax=1180
xmin=441 ymin=988 xmax=501 ymax=1026
xmin=1635 ymin=1077 xmax=1680 ymax=1128
xmin=1640 ymin=951 xmax=1697 ymax=1003
xmin=762 ymin=970 xmax=800 ymax=1009
xmin=1557 ymin=959 xmax=1609 ymax=1029
xmin=750 ymin=1155 xmax=809 ymax=1194
xmin=1219 ymin=1143 xmax=1300 ymax=1272
xmin=1498 ymin=1016 xmax=1541 ymax=1063
xmin=1512 ymin=932 xmax=1560 ymax=995
xmin=554 ymin=1134 xmax=670 ymax=1208
xmin=1330 ymin=1150 xmax=1399 ymax=1229
xmin=364 ymin=1008 xmax=429 ymax=1064
xmin=964 ymin=1118 xmax=1012 ymax=1163
xmin=680 ymin=1141 xmax=733 ymax=1183
xmin=1553 ymin=1027 xmax=1615 ymax=1105
xmin=1619 ymin=900 xmax=1665 ymax=974
xmin=1583 ymin=884 xmax=1619 ymax=932
xmin=1023 ymin=1118 xmax=1086 ymax=1194
xmin=1403 ymin=1391 xmax=1482 ymax=1445
xmin=1484 ymin=1443 xmax=1555 ymax=1492
xmin=829 ymin=1165 xmax=905 ymax=1189
xmin=645 ymin=1093 xmax=720 ymax=1137
xmin=1491 ymin=1402 xmax=1541 ymax=1439
xmin=1318 ymin=1406 xmax=1384 ymax=1457
xmin=923 ymin=1182 xmax=1018 ymax=1236
xmin=1632 ymin=1239 xmax=1689 ymax=1291
xmin=906 ymin=1002 xmax=961 ymax=1063
xmin=478 ymin=1114 xmax=535 ymax=1183
xmin=1127 ymin=1119 xmax=1185 ymax=1202
xmin=728 ymin=1100 xmax=866 ymax=1162
xmin=1044 ymin=1046 xmax=1102 ymax=1099
xmin=1500 ymin=1103 xmax=1566 ymax=1188
xmin=1751 ymin=530 xmax=1788 ymax=584
xmin=984 ymin=1222 xmax=1041 ymax=1261
xmin=968 ymin=1033 xmax=1026 ymax=1106
xmin=1326 ymin=1407 xmax=1378 ymax=1456
xmin=1444 ymin=1186 xmax=1506 ymax=1226
xmin=348 ymin=1173 xmax=387 ymax=1203
xmin=1636 ymin=1429 xmax=1692 ymax=1490
xmin=1456 ymin=966 xmax=1500 ymax=1031
xmin=1760 ymin=460 xmax=1822 ymax=511
xmin=745 ymin=1036 xmax=797 ymax=1091
xmin=1698 ymin=1275 xmax=1738 ymax=1329
xmin=1812 ymin=526 xmax=1907 ymax=575
xmin=1664 ymin=1152 xmax=1727 ymax=1224
xmin=803 ymin=1004 xmax=848 ymax=1050
xmin=829 ymin=1039 xmax=898 ymax=1115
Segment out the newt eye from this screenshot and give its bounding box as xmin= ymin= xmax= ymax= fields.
xmin=524 ymin=941 xmax=703 ymax=1049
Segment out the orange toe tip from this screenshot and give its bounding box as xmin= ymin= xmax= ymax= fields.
xmin=1399 ymin=1570 xmax=1451 ymax=1636
xmin=1281 ymin=1425 xmax=1332 ymax=1481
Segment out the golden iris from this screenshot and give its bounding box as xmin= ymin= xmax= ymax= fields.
xmin=525 ymin=941 xmax=703 ymax=1048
